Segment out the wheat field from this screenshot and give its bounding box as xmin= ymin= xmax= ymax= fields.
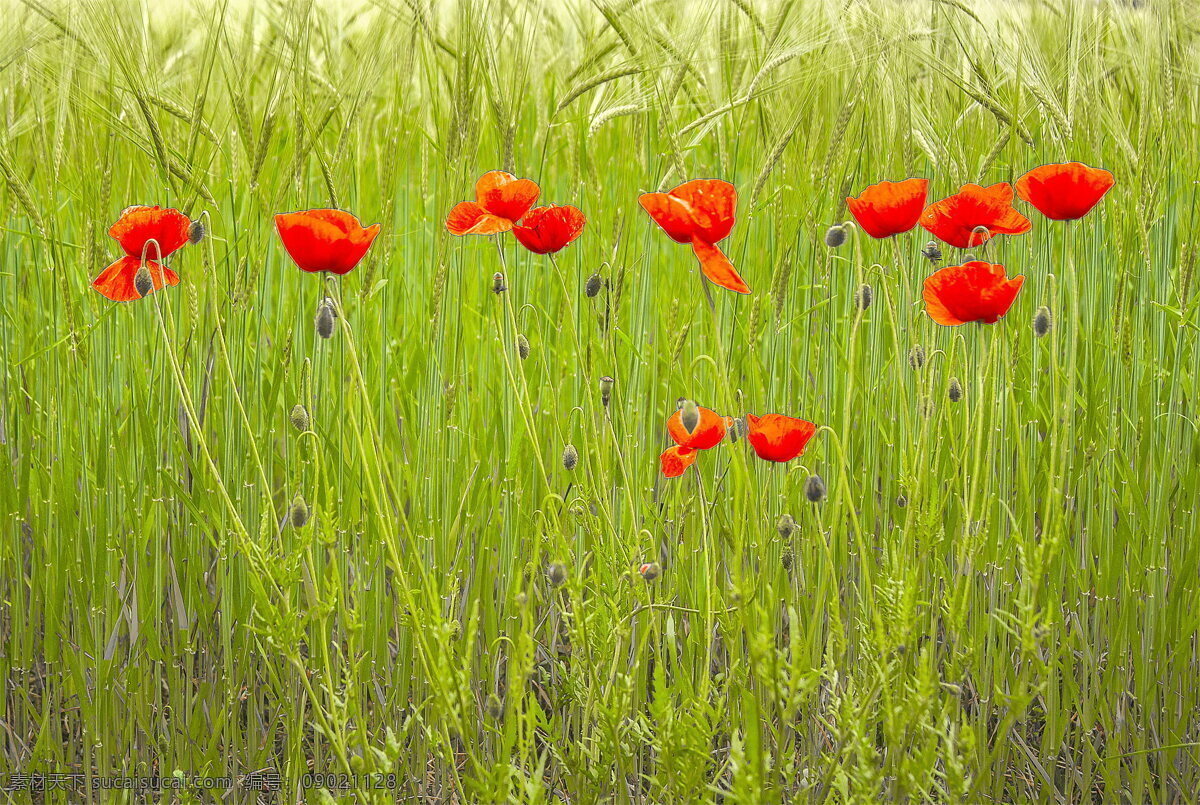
xmin=1 ymin=0 xmax=1198 ymax=801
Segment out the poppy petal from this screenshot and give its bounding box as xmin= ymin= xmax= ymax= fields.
xmin=475 ymin=171 xmax=541 ymax=222
xmin=91 ymin=256 xmax=179 ymax=302
xmin=846 ymin=178 xmax=928 ymax=238
xmin=745 ymin=413 xmax=817 ymax=463
xmin=446 ymin=202 xmax=513 ymax=236
xmin=691 ymin=237 xmax=750 ymax=294
xmin=109 ymin=206 xmax=191 ymax=259
xmin=1015 ymin=162 xmax=1114 ymax=221
xmin=276 ymin=209 xmax=380 ymax=274
xmin=639 ymin=192 xmax=696 ymax=244
xmin=660 ymin=446 xmax=697 ymax=478
xmin=919 ymin=183 xmax=1032 ymax=249
xmin=670 ymin=179 xmax=737 ymax=244
xmin=513 ymin=205 xmax=587 ymax=254
xmin=922 ymin=260 xmax=1024 ymax=326
xmin=666 ymin=406 xmax=728 ymax=450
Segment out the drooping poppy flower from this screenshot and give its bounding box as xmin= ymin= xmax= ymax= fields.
xmin=513 ymin=205 xmax=586 ymax=254
xmin=846 ymin=178 xmax=928 ymax=239
xmin=446 ymin=171 xmax=541 ymax=236
xmin=639 ymin=179 xmax=750 ymax=294
xmin=275 ymin=209 xmax=380 ymax=275
xmin=109 ymin=205 xmax=192 ymax=260
xmin=922 ymin=260 xmax=1024 ymax=326
xmin=1015 ymin=162 xmax=1114 ymax=221
xmin=659 ymin=403 xmax=731 ymax=478
xmin=91 ymin=256 xmax=179 ymax=302
xmin=919 ymin=183 xmax=1032 ymax=249
xmin=745 ymin=414 xmax=817 ymax=463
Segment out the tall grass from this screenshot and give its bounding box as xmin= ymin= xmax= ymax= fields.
xmin=1 ymin=0 xmax=1198 ymax=801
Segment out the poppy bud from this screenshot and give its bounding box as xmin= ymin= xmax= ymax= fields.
xmin=134 ymin=265 xmax=154 ymax=297
xmin=855 ymin=284 xmax=872 ymax=311
xmin=584 ymin=273 xmax=603 ymax=298
xmin=599 ymin=375 xmax=614 ymax=407
xmin=289 ymin=495 xmax=310 ymax=527
xmin=777 ymin=513 xmax=796 ymax=538
xmin=547 ymin=562 xmax=567 ymax=586
xmin=492 ymin=272 xmax=507 ymax=294
xmin=781 ymin=551 xmax=794 ymax=570
xmin=485 ymin=693 xmax=504 ymax=719
xmin=638 ymin=562 xmax=661 ymax=581
xmin=824 ymin=225 xmax=847 ymax=248
xmin=516 ymin=334 xmax=530 ymax=360
xmin=908 ymin=345 xmax=926 ymax=370
xmin=680 ymin=399 xmax=700 ymax=434
xmin=921 ymin=241 xmax=942 ymax=262
xmin=896 ymin=493 xmax=908 ymax=508
xmin=315 ymin=300 xmax=336 ymax=339
xmin=948 ymin=377 xmax=963 ymax=403
xmin=804 ymin=474 xmax=826 ymax=503
xmin=188 ymin=219 xmax=206 ymax=245
xmin=1034 ymin=305 xmax=1052 ymax=337
xmin=289 ymin=404 xmax=310 ymax=432
xmin=562 ymin=444 xmax=578 ymax=471
xmin=961 ymin=254 xmax=977 ymax=263
xmin=728 ymin=416 xmax=747 ymax=442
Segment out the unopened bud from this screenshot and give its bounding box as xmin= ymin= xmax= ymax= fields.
xmin=599 ymin=375 xmax=614 ymax=407
xmin=547 ymin=562 xmax=567 ymax=586
xmin=492 ymin=272 xmax=507 ymax=294
xmin=855 ymin=283 xmax=872 ymax=310
xmin=908 ymin=344 xmax=926 ymax=370
xmin=584 ymin=273 xmax=603 ymax=297
xmin=516 ymin=334 xmax=530 ymax=360
xmin=188 ymin=219 xmax=206 ymax=245
xmin=638 ymin=562 xmax=661 ymax=582
xmin=804 ymin=475 xmax=826 ymax=503
xmin=777 ymin=514 xmax=796 ymax=538
xmin=948 ymin=377 xmax=963 ymax=403
xmin=289 ymin=495 xmax=310 ymax=527
xmin=562 ymin=444 xmax=578 ymax=471
xmin=1033 ymin=306 xmax=1052 ymax=337
xmin=315 ymin=300 xmax=336 ymax=339
xmin=289 ymin=404 xmax=310 ymax=432
xmin=824 ymin=225 xmax=847 ymax=248
xmin=134 ymin=265 xmax=154 ymax=297
xmin=921 ymin=241 xmax=942 ymax=262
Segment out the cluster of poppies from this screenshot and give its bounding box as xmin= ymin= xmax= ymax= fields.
xmin=445 ymin=170 xmax=586 ymax=255
xmin=660 ymin=402 xmax=817 ymax=478
xmin=844 ymin=161 xmax=1114 ymax=326
xmin=91 ymin=206 xmax=204 ymax=301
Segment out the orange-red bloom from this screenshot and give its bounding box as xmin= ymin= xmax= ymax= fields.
xmin=446 ymin=171 xmax=541 ymax=236
xmin=919 ymin=183 xmax=1032 ymax=249
xmin=275 ymin=209 xmax=380 ymax=275
xmin=513 ymin=205 xmax=586 ymax=254
xmin=745 ymin=414 xmax=816 ymax=463
xmin=639 ymin=179 xmax=749 ymax=294
xmin=91 ymin=256 xmax=179 ymax=302
xmin=923 ymin=260 xmax=1024 ymax=326
xmin=659 ymin=404 xmax=730 ymax=477
xmin=109 ymin=205 xmax=192 ymax=260
xmin=846 ymin=178 xmax=928 ymax=239
xmin=1015 ymin=162 xmax=1114 ymax=221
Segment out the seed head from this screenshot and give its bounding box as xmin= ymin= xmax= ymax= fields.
xmin=315 ymin=300 xmax=336 ymax=339
xmin=516 ymin=334 xmax=530 ymax=360
xmin=562 ymin=444 xmax=578 ymax=471
xmin=781 ymin=551 xmax=794 ymax=570
xmin=777 ymin=513 xmax=796 ymax=539
xmin=1033 ymin=305 xmax=1052 ymax=337
xmin=134 ymin=265 xmax=154 ymax=297
xmin=804 ymin=474 xmax=827 ymax=503
xmin=638 ymin=562 xmax=661 ymax=582
xmin=547 ymin=562 xmax=567 ymax=586
xmin=824 ymin=224 xmax=847 ymax=248
xmin=948 ymin=377 xmax=963 ymax=403
xmin=492 ymin=272 xmax=507 ymax=294
xmin=289 ymin=404 xmax=310 ymax=432
xmin=187 ymin=219 xmax=206 ymax=245
xmin=584 ymin=273 xmax=603 ymax=298
xmin=289 ymin=495 xmax=310 ymax=527
xmin=908 ymin=344 xmax=926 ymax=370
xmin=679 ymin=399 xmax=700 ymax=434
xmin=855 ymin=283 xmax=873 ymax=311
xmin=921 ymin=241 xmax=942 ymax=262
xmin=599 ymin=375 xmax=614 ymax=407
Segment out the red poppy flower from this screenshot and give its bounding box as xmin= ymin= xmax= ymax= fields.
xmin=275 ymin=209 xmax=380 ymax=275
xmin=919 ymin=183 xmax=1032 ymax=249
xmin=446 ymin=171 xmax=541 ymax=236
xmin=1015 ymin=162 xmax=1114 ymax=221
xmin=513 ymin=205 xmax=586 ymax=254
xmin=639 ymin=179 xmax=750 ymax=294
xmin=923 ymin=260 xmax=1024 ymax=326
xmin=666 ymin=405 xmax=729 ymax=450
xmin=846 ymin=178 xmax=928 ymax=239
xmin=745 ymin=414 xmax=816 ymax=463
xmin=109 ymin=205 xmax=192 ymax=259
xmin=660 ymin=446 xmax=697 ymax=478
xmin=91 ymin=256 xmax=179 ymax=302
